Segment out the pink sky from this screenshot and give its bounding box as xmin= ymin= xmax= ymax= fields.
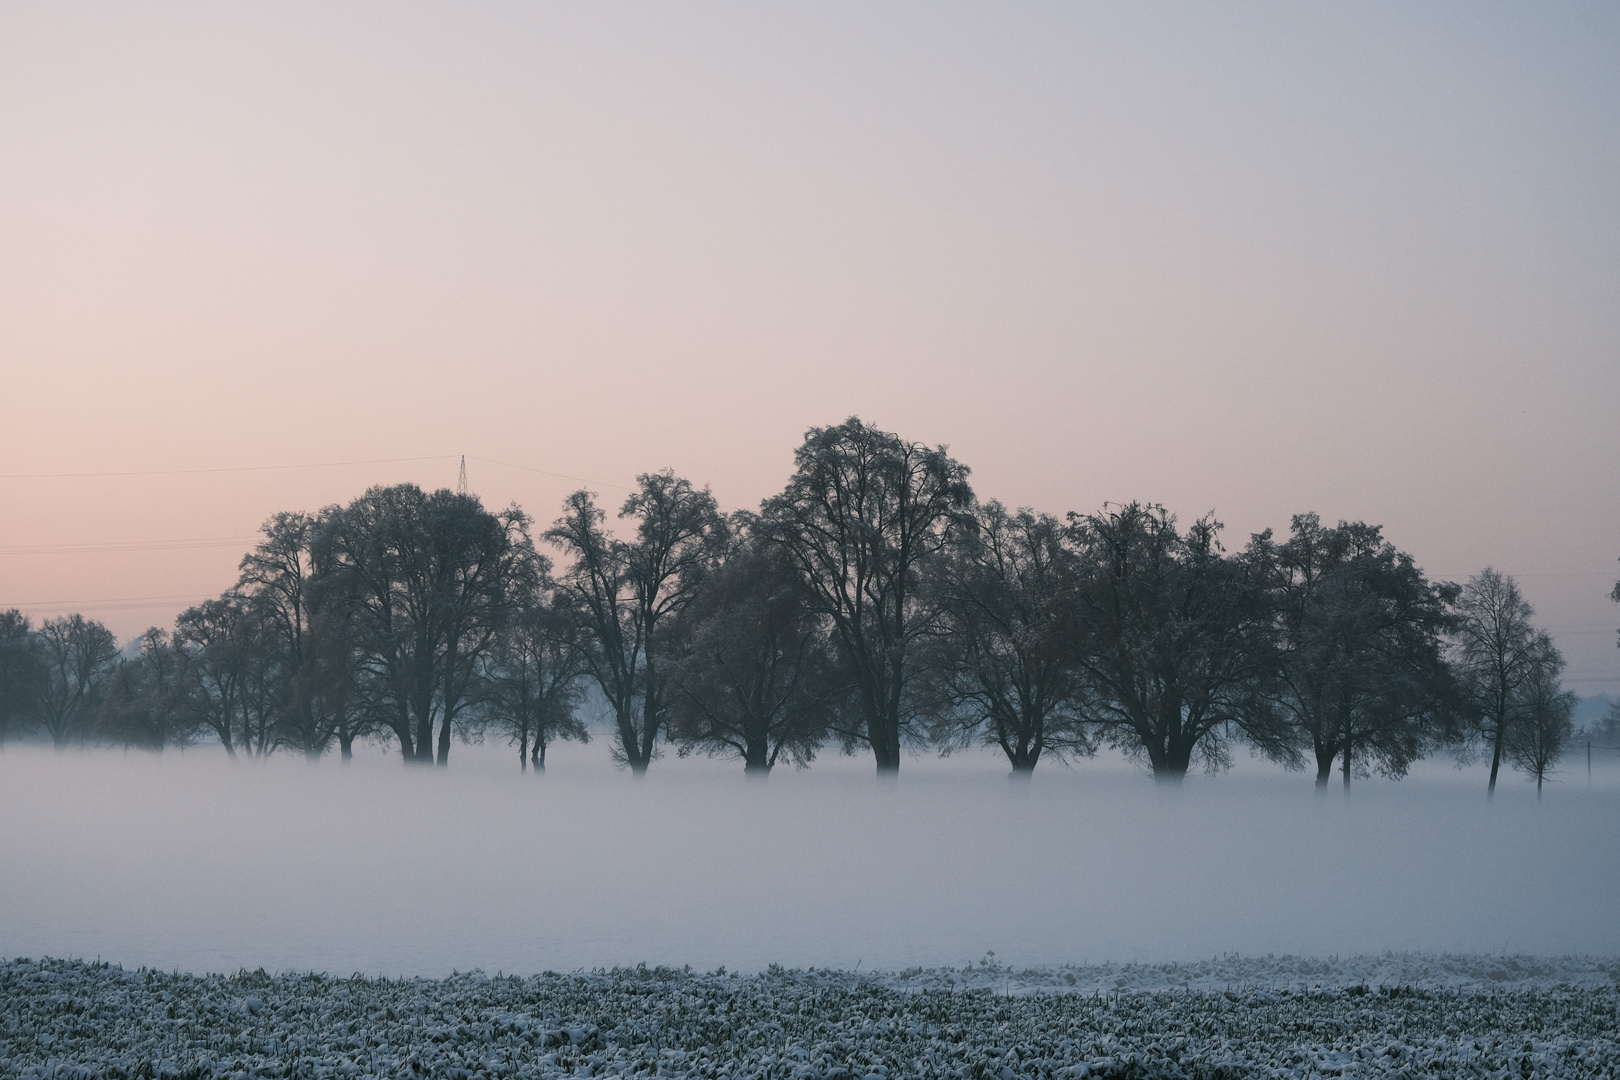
xmin=2 ymin=3 xmax=1617 ymax=692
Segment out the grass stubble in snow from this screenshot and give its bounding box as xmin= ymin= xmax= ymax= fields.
xmin=3 ymin=954 xmax=1619 ymax=1078
xmin=4 ymin=743 xmax=1620 ymax=1075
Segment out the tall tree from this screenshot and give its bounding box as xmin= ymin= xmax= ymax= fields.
xmin=663 ymin=522 xmax=839 ymax=776
xmin=97 ymin=627 xmax=197 ymax=751
xmin=1255 ymin=514 xmax=1460 ymax=791
xmin=1066 ymin=503 xmax=1281 ymax=782
xmin=236 ymin=513 xmax=316 ymax=756
xmin=309 ymin=488 xmax=424 ymax=761
xmin=0 ymin=610 xmax=41 ymax=745
xmin=760 ymin=418 xmax=973 ymax=774
xmin=1611 ymin=559 xmax=1619 ymax=649
xmin=237 ymin=512 xmax=375 ymax=759
xmin=34 ymin=614 xmax=120 ymax=748
xmin=546 ymin=472 xmax=727 ymax=775
xmin=1503 ymin=642 xmax=1576 ymax=799
xmin=291 ymin=602 xmax=372 ymax=760
xmin=312 ymin=484 xmax=533 ymax=765
xmin=174 ymin=594 xmax=265 ymax=758
xmin=921 ymin=502 xmax=1093 ymax=776
xmin=426 ymin=497 xmax=536 ymax=767
xmin=481 ymin=574 xmax=589 ymax=771
xmin=1451 ymin=568 xmax=1556 ymax=797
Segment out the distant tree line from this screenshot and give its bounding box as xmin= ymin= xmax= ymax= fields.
xmin=0 ymin=417 xmax=1596 ymax=796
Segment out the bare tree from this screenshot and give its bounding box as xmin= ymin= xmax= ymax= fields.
xmin=97 ymin=628 xmax=197 ymax=751
xmin=921 ymin=502 xmax=1093 ymax=776
xmin=174 ymin=594 xmax=264 ymax=758
xmin=0 ymin=610 xmax=41 ymax=745
xmin=1583 ymin=699 xmax=1620 ymax=746
xmin=663 ymin=522 xmax=839 ymax=776
xmin=233 ymin=513 xmax=376 ymax=760
xmin=1066 ymin=503 xmax=1281 ymax=782
xmin=761 ymin=418 xmax=973 ymax=774
xmin=1612 ymin=563 xmax=1619 ymax=648
xmin=309 ymin=491 xmax=417 ymax=760
xmin=546 ymin=472 xmax=727 ymax=776
xmin=1255 ymin=515 xmax=1461 ymax=791
xmin=1502 ymin=638 xmax=1577 ymax=798
xmin=237 ymin=513 xmax=320 ymax=757
xmin=293 ymin=603 xmax=372 ymax=761
xmin=34 ymin=614 xmax=120 ymax=748
xmin=1450 ymin=568 xmax=1555 ymax=797
xmin=481 ymin=576 xmax=589 ymax=771
xmin=313 ymin=484 xmax=533 ymax=766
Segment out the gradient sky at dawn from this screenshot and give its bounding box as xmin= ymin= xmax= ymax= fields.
xmin=2 ymin=3 xmax=1617 ymax=690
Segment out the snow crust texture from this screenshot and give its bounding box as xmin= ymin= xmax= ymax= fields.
xmin=4 ymin=956 xmax=1619 ymax=1079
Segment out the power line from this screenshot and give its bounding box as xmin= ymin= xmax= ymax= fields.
xmin=0 ymin=537 xmax=255 ymax=556
xmin=0 ymin=455 xmax=456 ymax=480
xmin=466 ymin=455 xmax=633 ymax=492
xmin=0 ymin=454 xmax=737 ymax=557
xmin=1434 ymin=571 xmax=1615 ymax=580
xmin=0 ymin=593 xmax=215 ymax=610
xmin=468 ymin=454 xmax=742 ymax=513
xmin=0 ymin=450 xmax=638 ymax=494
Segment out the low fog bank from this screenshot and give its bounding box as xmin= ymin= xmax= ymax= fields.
xmin=2 ymin=743 xmax=1617 ymax=978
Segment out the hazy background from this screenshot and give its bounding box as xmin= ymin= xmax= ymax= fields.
xmin=5 ymin=742 xmax=1618 ymax=977
xmin=1 ymin=3 xmax=1617 ymax=690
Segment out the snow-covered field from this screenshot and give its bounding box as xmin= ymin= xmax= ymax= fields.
xmin=3 ymin=741 xmax=1619 ymax=977
xmin=4 ymin=954 xmax=1618 ymax=1078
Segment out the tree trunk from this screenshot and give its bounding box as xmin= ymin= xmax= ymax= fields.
xmin=634 ymin=664 xmax=662 ymax=776
xmin=413 ymin=699 xmax=435 ymax=765
xmin=1343 ymin=742 xmax=1352 ymax=793
xmin=338 ymin=729 xmax=354 ymax=761
xmin=617 ymin=698 xmax=652 ymax=776
xmin=436 ymin=710 xmax=452 ymax=766
xmin=519 ymin=729 xmax=529 ymax=772
xmin=1488 ymin=720 xmax=1504 ymax=798
xmin=873 ymin=738 xmax=899 ymax=775
xmin=871 ymin=711 xmax=902 ymax=775
xmin=744 ymin=730 xmax=771 ymax=776
xmin=392 ymin=720 xmax=414 ymax=762
xmin=1004 ymin=729 xmax=1040 ymax=776
xmin=870 ymin=674 xmax=902 ymax=775
xmin=1313 ymin=741 xmax=1335 ymax=792
xmin=1153 ymin=735 xmax=1192 ymax=782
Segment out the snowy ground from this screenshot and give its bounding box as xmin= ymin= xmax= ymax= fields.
xmin=4 ymin=954 xmax=1618 ymax=1079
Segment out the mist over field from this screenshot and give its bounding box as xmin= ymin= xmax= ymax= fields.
xmin=3 ymin=8 xmax=1619 ymax=1069
xmin=4 ymin=742 xmax=1617 ymax=978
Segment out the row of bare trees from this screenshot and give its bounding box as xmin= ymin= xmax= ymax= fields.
xmin=0 ymin=417 xmax=1590 ymax=794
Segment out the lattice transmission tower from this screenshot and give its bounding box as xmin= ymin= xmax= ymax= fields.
xmin=457 ymin=455 xmax=468 ymax=496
